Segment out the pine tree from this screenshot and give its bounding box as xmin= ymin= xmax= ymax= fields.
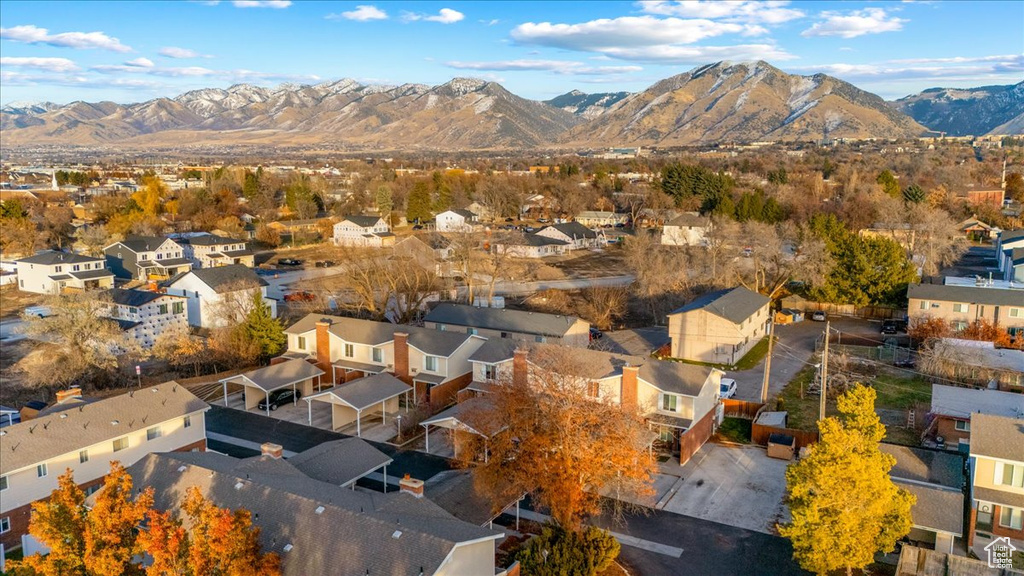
xmin=780 ymin=385 xmax=914 ymax=576
xmin=877 ymin=170 xmax=900 ymax=198
xmin=375 ymin=184 xmax=394 ymax=225
xmin=406 ymin=181 xmax=432 ymax=224
xmin=902 ymin=184 xmax=926 ymax=204
xmin=242 ymin=291 xmax=285 ymax=361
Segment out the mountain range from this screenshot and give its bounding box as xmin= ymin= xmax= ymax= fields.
xmin=2 ymin=61 xmax=1019 ymax=149
xmin=891 ymin=81 xmax=1024 ymax=137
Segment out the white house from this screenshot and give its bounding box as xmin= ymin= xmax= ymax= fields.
xmin=16 ymin=251 xmax=114 ymax=295
xmin=104 ymin=288 xmax=189 ymax=349
xmin=104 ymin=236 xmax=191 ymax=280
xmin=434 ymin=209 xmax=478 ymax=232
xmin=0 ymin=383 xmax=208 ymax=550
xmin=164 ymin=264 xmax=276 ymax=329
xmin=489 ymin=234 xmax=569 ymax=259
xmin=662 ymin=213 xmax=711 ymax=246
xmin=575 ymin=211 xmax=629 ymax=228
xmin=534 ymin=221 xmax=603 ymax=250
xmin=333 ymin=215 xmax=394 ymax=247
xmin=178 ymin=234 xmax=254 ymax=269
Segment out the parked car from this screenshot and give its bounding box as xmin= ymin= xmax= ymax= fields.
xmin=314 ymin=260 xmax=336 ymax=268
xmin=412 ymin=224 xmax=424 ymax=230
xmin=893 ymin=357 xmax=916 ymax=369
xmin=23 ymin=305 xmax=53 ymax=318
xmin=284 ymin=291 xmax=316 ymax=302
xmin=257 ymin=389 xmax=301 ymax=411
xmin=589 ymin=327 xmax=604 ymax=341
xmin=719 ymin=378 xmax=737 ymax=399
xmin=614 ymin=222 xmax=626 ymax=228
xmin=810 ymin=311 xmax=827 ymax=322
xmin=278 ymin=258 xmax=302 ymax=266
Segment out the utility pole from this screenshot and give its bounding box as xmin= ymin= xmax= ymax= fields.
xmin=760 ymin=320 xmax=775 ymax=403
xmin=819 ymin=321 xmax=830 ymax=423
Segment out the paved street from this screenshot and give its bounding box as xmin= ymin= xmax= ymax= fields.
xmin=0 ymin=318 xmax=25 ymax=341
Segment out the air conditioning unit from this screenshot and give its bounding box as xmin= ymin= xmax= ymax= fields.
xmin=981 ymin=503 xmax=992 ymax=513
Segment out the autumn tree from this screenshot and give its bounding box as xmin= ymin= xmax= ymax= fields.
xmin=780 ymin=385 xmax=914 ymax=576
xmin=140 ymin=487 xmax=280 ymax=576
xmin=908 ymin=316 xmax=952 ymax=342
xmin=153 ymin=324 xmax=209 ymax=377
xmin=10 ymin=462 xmax=153 ymax=576
xmin=1006 ymin=172 xmax=1024 ymax=203
xmin=622 ymin=230 xmax=693 ymax=321
xmin=577 ymin=286 xmax=627 ymax=331
xmin=132 ymin=176 xmax=169 ymax=217
xmin=467 ymin=346 xmax=658 ymax=530
xmin=75 ymin=224 xmax=112 ymax=257
xmin=254 ymin=224 xmax=281 ymax=247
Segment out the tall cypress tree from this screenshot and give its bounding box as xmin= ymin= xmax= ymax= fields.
xmin=243 ymin=291 xmax=285 ymax=361
xmin=407 ymin=181 xmax=432 ymax=223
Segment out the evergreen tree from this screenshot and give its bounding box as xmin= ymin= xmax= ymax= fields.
xmin=735 ymin=191 xmax=765 ymax=222
xmin=242 ymin=291 xmax=285 ymax=361
xmin=432 ymin=171 xmax=452 ymax=212
xmin=876 ymin=170 xmax=900 ymax=198
xmin=375 ymin=184 xmax=394 ymax=225
xmin=242 ymin=170 xmax=260 ymax=200
xmin=781 ymin=385 xmax=914 ymax=576
xmin=761 ymin=196 xmax=784 ymax=223
xmin=406 ymin=181 xmax=432 ymax=223
xmin=902 ymin=184 xmax=926 ymax=204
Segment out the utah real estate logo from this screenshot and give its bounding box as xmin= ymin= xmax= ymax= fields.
xmin=984 ymin=537 xmax=1017 ymax=569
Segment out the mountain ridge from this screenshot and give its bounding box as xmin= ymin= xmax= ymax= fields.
xmin=891 ymin=81 xmax=1024 ymax=137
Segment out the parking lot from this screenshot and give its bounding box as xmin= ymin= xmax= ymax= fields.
xmin=659 ymin=443 xmax=790 ymax=534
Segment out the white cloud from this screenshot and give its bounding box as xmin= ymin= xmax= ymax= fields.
xmin=403 ymin=8 xmax=464 ymax=24
xmin=328 ymin=5 xmax=388 ymax=21
xmin=445 ymin=59 xmax=642 ymax=75
xmin=802 ymin=8 xmax=906 ymax=39
xmin=790 ymin=54 xmax=1024 ymax=85
xmin=600 ymin=43 xmax=795 ymax=63
xmin=481 ymin=19 xmax=500 ymax=26
xmin=158 ymin=46 xmax=211 ymax=59
xmin=0 ymin=56 xmax=79 ymax=72
xmin=125 ymin=57 xmax=154 ymax=68
xmin=638 ymin=1 xmax=804 ymax=25
xmin=0 ymin=25 xmax=131 ymax=52
xmin=90 ymin=61 xmax=319 ymax=82
xmin=231 ymin=1 xmax=291 ymax=8
xmin=512 ymin=17 xmax=745 ymax=50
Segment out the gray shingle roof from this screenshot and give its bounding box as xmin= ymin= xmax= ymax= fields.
xmin=233 ymin=359 xmax=325 ymax=392
xmin=666 ymin=212 xmax=707 ymax=227
xmin=906 ymin=283 xmax=1024 ymax=307
xmin=880 ymin=443 xmax=965 ymax=489
xmin=180 ymin=234 xmax=235 ymax=246
xmin=468 ymin=338 xmax=521 ymax=363
xmin=999 ymin=229 xmax=1024 ymax=242
xmin=124 ymin=452 xmax=501 ymax=576
xmin=426 ymin=469 xmax=507 ymax=526
xmin=286 ymin=438 xmax=393 ymax=486
xmin=425 ymin=303 xmax=584 ymax=338
xmin=69 ymin=268 xmax=114 ymax=280
xmin=106 ymin=288 xmax=175 ymax=307
xmin=509 ymin=234 xmax=569 ymax=247
xmin=669 ymin=286 xmax=770 ymax=325
xmin=447 ymin=209 xmax=477 ymax=219
xmin=285 ymin=314 xmax=477 ymax=357
xmin=930 ymin=385 xmax=1024 ymax=420
xmin=894 ymin=479 xmax=964 ymax=536
xmin=638 ymin=359 xmax=716 ymax=396
xmin=184 ymin=264 xmax=267 ymax=293
xmin=17 ymin=250 xmax=105 ymax=265
xmin=117 ymin=235 xmax=176 ymax=253
xmin=969 ymin=413 xmax=1024 ymax=462
xmin=0 ymin=382 xmax=207 ymax=474
xmin=343 ymin=215 xmax=384 ymax=228
xmin=308 ymin=372 xmax=411 ymax=411
xmin=544 ymin=221 xmax=598 ymax=239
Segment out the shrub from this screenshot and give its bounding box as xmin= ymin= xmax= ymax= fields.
xmin=515 ymin=524 xmax=620 ymax=576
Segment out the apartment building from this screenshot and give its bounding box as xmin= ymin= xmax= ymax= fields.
xmin=284 ymin=314 xmax=486 ymax=409
xmin=0 ymin=383 xmax=208 ymax=549
xmin=661 ymin=213 xmax=711 ymax=247
xmin=968 ymin=413 xmax=1024 ymax=551
xmin=104 ymin=288 xmax=189 ymax=348
xmin=15 ymin=251 xmax=114 ymax=294
xmin=907 ymin=280 xmax=1024 ymax=337
xmin=424 ymin=302 xmax=591 ymax=348
xmin=104 ymin=236 xmax=191 ymax=280
xmin=164 ymin=264 xmax=276 ymax=329
xmin=332 ymin=215 xmax=394 ymax=247
xmin=178 ymin=234 xmax=254 ymax=269
xmin=667 ymin=286 xmax=771 ymax=365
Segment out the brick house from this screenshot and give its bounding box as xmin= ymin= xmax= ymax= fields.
xmin=967 ymin=413 xmax=1024 ymax=552
xmin=928 ymin=384 xmax=1024 ymax=451
xmin=0 ymin=383 xmax=208 ymax=550
xmin=907 ymin=281 xmax=1024 ymax=339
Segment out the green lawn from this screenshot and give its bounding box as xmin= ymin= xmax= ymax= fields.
xmin=658 ymin=336 xmax=771 ymax=371
xmin=775 ymin=365 xmax=829 ymax=432
xmin=869 ymin=374 xmax=932 ymax=410
xmin=717 ymin=417 xmax=753 ymax=444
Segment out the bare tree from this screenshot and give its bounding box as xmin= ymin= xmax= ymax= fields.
xmin=328 ymin=251 xmax=441 ymax=323
xmin=622 ymin=231 xmax=692 ymax=322
xmin=74 ymin=225 xmax=112 ymax=257
xmin=906 ymin=204 xmax=968 ymax=276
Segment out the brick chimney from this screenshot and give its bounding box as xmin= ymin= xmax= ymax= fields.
xmin=398 ymin=474 xmax=424 ymax=498
xmin=512 ymin=347 xmax=529 ymax=387
xmin=315 ymin=319 xmax=332 ymax=382
xmin=55 ymin=387 xmax=83 ymax=404
xmin=621 ymin=365 xmax=638 ymax=408
xmin=393 ymin=332 xmax=411 ymax=384
xmin=261 ymin=442 xmax=283 ymax=459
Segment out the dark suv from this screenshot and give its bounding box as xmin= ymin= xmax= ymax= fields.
xmin=258 ymin=389 xmax=301 ymax=411
xmin=881 ymin=320 xmax=908 ymax=335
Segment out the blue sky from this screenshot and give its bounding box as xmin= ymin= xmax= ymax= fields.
xmin=1 ymin=1 xmax=1021 ymax=106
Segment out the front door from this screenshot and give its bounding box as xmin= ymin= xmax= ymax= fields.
xmin=977 ymin=504 xmax=994 ymax=532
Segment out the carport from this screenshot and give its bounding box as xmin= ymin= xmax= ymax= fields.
xmin=421 ymin=396 xmax=503 ymax=461
xmin=412 ymin=373 xmax=446 ymax=405
xmin=303 ymin=372 xmax=411 ymax=436
xmin=331 ymin=359 xmax=386 ymax=384
xmin=219 ymin=359 xmax=326 ymax=417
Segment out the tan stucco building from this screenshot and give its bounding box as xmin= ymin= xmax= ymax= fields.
xmin=667 ymin=287 xmax=771 ymax=365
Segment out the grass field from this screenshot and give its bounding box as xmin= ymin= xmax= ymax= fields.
xmin=717 ymin=417 xmax=753 ymax=444
xmin=661 ymin=336 xmax=772 ymax=371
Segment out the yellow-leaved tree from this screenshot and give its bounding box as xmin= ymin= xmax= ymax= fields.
xmin=779 ymin=384 xmax=915 ymax=576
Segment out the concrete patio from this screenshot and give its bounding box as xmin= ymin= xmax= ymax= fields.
xmin=223 ymin=392 xmax=332 ymax=429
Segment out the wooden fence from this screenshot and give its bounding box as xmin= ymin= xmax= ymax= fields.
xmin=680 ymin=409 xmax=716 ymax=465
xmin=751 ymin=422 xmax=819 ymax=450
xmin=780 ymin=295 xmax=906 ymax=320
xmin=722 ymin=399 xmax=765 ymax=420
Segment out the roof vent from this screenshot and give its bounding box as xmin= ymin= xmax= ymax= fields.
xmin=392 ymin=530 xmax=402 ymax=539
xmin=110 ymin=420 xmax=119 ymax=426
xmin=234 ymin=481 xmax=244 ymax=490
xmin=283 ymin=544 xmax=293 ymax=553
xmin=315 ymin=506 xmax=325 ymax=514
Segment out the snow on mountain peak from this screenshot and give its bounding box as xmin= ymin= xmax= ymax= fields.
xmin=444 ymin=77 xmax=488 ymax=96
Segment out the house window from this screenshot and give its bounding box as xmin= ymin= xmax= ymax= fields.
xmin=54 ymin=266 xmax=62 ymax=273
xmin=535 ymin=335 xmax=546 ymax=343
xmin=998 ymin=462 xmax=1024 ymax=488
xmin=500 ymin=332 xmax=509 ymax=338
xmin=587 ymin=381 xmax=600 ymax=398
xmin=73 ymin=264 xmax=80 ymax=271
xmin=146 ymin=427 xmax=162 ymax=441
xmin=113 ymin=437 xmax=129 ymax=452
xmin=158 ymin=304 xmax=168 ymax=315
xmin=659 ymin=427 xmax=674 ymax=443
xmin=79 ymin=450 xmax=89 ymax=463
xmin=0 ymin=517 xmax=9 ymax=534
xmin=424 ymin=356 xmax=438 ymax=372
xmin=468 ymin=328 xmax=478 ymax=335
xmin=953 ymin=303 xmax=968 ymax=313
xmin=37 ymin=463 xmax=48 ymax=478
xmin=661 ymin=394 xmax=678 ymax=412
xmin=1011 ymin=307 xmax=1023 ymax=318
xmin=484 ymin=364 xmax=498 ymax=380
xmin=0 ymin=475 xmax=7 ymax=491
xmin=372 ymin=347 xmax=383 ymax=363
xmin=183 ymin=415 xmax=192 ymax=428
xmin=83 ymin=485 xmax=100 ymax=497
xmin=172 ymin=301 xmax=184 ymax=314
xmin=128 ymin=307 xmax=138 ymax=315
xmin=438 ymin=324 xmax=447 ymax=332
xmin=952 ymin=321 xmax=968 ymax=331
xmin=954 ymin=420 xmax=970 ymax=432
xmin=999 ymin=506 xmax=1023 ymax=530
xmin=344 ymin=344 xmax=354 ymax=358
xmin=297 ymin=336 xmax=306 ymax=350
